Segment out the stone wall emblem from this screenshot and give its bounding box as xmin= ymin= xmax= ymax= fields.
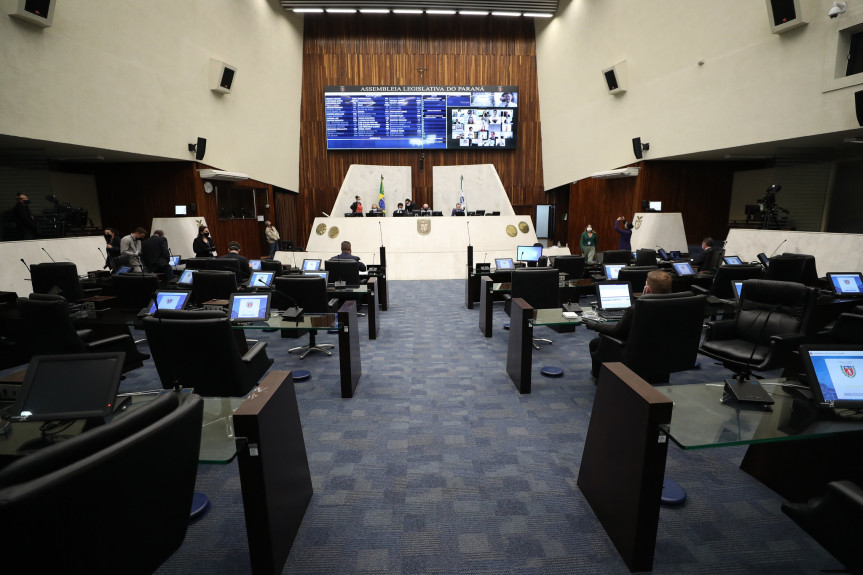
xmin=518 ymin=221 xmax=530 ymax=234
xmin=328 ymin=226 xmax=339 ymax=239
xmin=316 ymin=223 xmax=327 ymax=235
xmin=506 ymin=225 xmax=517 ymax=237
xmin=634 ymin=215 xmax=643 ymax=230
xmin=417 ymin=219 xmax=431 ymax=236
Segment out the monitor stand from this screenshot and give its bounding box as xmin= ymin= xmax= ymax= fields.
xmin=723 ymin=379 xmax=775 ymax=405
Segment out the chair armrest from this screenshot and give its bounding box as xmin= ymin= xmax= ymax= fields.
xmin=598 ymin=333 xmax=625 ymax=348
xmin=704 ymin=319 xmax=736 ymax=341
xmin=690 ymin=284 xmax=708 ymax=295
xmin=76 ymin=329 xmax=95 ymax=341
xmin=85 ymin=334 xmax=134 ymax=350
xmin=768 ymin=332 xmax=808 ymax=348
xmin=241 ymin=341 xmax=269 ymax=364
xmin=327 ymin=298 xmax=340 ymax=309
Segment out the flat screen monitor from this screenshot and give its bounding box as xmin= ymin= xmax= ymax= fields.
xmin=8 ymin=353 xmax=125 ymax=422
xmin=324 ymin=85 xmax=518 ymax=150
xmin=248 ymin=271 xmax=274 ymax=288
xmin=723 ymin=256 xmax=743 ymax=266
xmin=174 ymin=205 xmax=187 ymax=216
xmin=800 ymin=344 xmax=863 ymax=408
xmin=228 ymin=293 xmax=271 ymax=322
xmin=249 ymin=259 xmax=262 ymax=271
xmin=177 ymin=269 xmax=197 ymax=284
xmin=827 ymin=272 xmax=863 ymax=297
xmin=648 ymin=201 xmax=662 ymax=212
xmin=672 ymin=262 xmax=695 ymax=277
xmin=603 ymin=264 xmax=625 ymax=280
xmin=495 ymin=258 xmax=514 ymax=270
xmin=732 ymin=280 xmax=744 ymax=301
xmin=596 ymin=281 xmax=633 ymax=311
xmin=304 ymin=270 xmax=329 ymax=283
xmin=168 ymin=255 xmax=181 ymax=267
xmin=516 ymin=245 xmax=542 ymax=263
xmin=302 ymin=259 xmax=321 ymax=271
xmin=669 ymin=250 xmax=682 ymax=260
xmin=147 ymin=290 xmax=191 ymax=315
xmin=114 ymin=266 xmax=132 ymax=275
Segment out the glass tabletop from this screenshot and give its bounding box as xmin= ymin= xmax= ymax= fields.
xmin=656 ymin=382 xmax=863 ymax=450
xmin=230 ymin=312 xmax=337 ymax=331
xmin=531 ymin=307 xmax=583 ymax=327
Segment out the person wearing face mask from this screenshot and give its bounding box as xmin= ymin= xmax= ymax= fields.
xmin=13 ymin=193 xmax=39 ymax=240
xmin=580 ymin=224 xmax=598 ymax=263
xmin=104 ymin=227 xmax=121 ymax=269
xmin=120 ymin=227 xmax=147 ymax=272
xmin=193 ymin=225 xmax=217 ymax=258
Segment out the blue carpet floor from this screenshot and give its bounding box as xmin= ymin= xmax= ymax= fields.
xmin=114 ymin=279 xmax=836 ymax=574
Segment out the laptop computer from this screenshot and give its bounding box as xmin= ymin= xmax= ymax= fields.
xmin=723 ymin=255 xmax=743 ymax=265
xmin=495 ymin=257 xmax=514 ymax=270
xmin=248 ymin=271 xmax=275 ymax=288
xmin=145 ymin=290 xmax=191 ymax=315
xmin=228 ymin=292 xmax=271 ymax=325
xmin=672 ymin=261 xmax=695 ymax=277
xmin=168 ymin=255 xmax=181 ymax=267
xmin=249 ymin=259 xmax=262 ymax=271
xmin=595 ymin=281 xmax=633 ymax=319
xmin=800 ymin=344 xmax=863 ymax=409
xmin=6 ymin=352 xmax=125 ymax=423
xmin=302 ymin=259 xmax=321 ymax=271
xmin=603 ymin=263 xmax=625 ymax=280
xmin=177 ymin=268 xmax=197 ymax=285
xmin=826 ymin=272 xmax=863 ymax=299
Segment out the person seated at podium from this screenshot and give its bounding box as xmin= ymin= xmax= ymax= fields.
xmin=393 ymin=203 xmax=406 ymax=216
xmin=350 ymin=196 xmax=363 ymax=214
xmin=405 ymin=198 xmax=419 ymax=212
xmin=141 ymin=229 xmax=173 ymax=281
xmin=690 ymin=237 xmax=714 ymax=270
xmin=614 ymin=217 xmax=633 ymax=251
xmin=368 ymin=203 xmax=381 ymax=214
xmin=586 ymin=270 xmax=672 ymax=379
xmin=193 ymin=225 xmax=217 ymax=258
xmin=220 ymin=241 xmax=252 ymax=281
xmin=452 ymin=203 xmax=465 ymax=216
xmin=420 ymin=203 xmax=432 ymax=215
xmin=330 ymin=240 xmax=366 ymax=272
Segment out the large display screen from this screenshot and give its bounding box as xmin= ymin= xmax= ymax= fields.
xmin=325 ymin=85 xmax=518 ymax=150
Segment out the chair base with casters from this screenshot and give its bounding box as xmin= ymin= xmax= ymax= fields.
xmin=289 ymin=331 xmax=334 ymax=359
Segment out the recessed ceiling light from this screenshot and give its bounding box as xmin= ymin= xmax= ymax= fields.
xmin=326 ymin=8 xmax=356 ymax=13
xmin=460 ymin=10 xmax=489 ymax=16
xmin=523 ymin=13 xmax=553 ymax=18
xmin=427 ymin=9 xmax=456 ymax=15
xmin=393 ymin=9 xmax=423 ymax=14
xmin=359 ymin=8 xmax=389 ymax=13
xmin=293 ymin=8 xmax=324 ymax=13
xmin=492 ymin=12 xmax=521 ymax=17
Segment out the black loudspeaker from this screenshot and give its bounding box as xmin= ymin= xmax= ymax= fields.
xmin=195 ymin=137 xmax=206 ymax=161
xmin=632 ymin=137 xmax=646 ymax=160
xmin=10 ymin=0 xmax=55 ymax=27
xmin=189 ymin=202 xmax=198 ymax=214
xmin=604 ymin=69 xmax=619 ymax=92
xmin=856 ymin=90 xmax=863 ymax=126
xmin=209 ymin=60 xmax=237 ymax=94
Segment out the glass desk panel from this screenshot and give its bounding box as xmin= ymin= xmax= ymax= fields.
xmin=229 ymin=312 xmax=337 ymax=331
xmin=531 ymin=307 xmax=583 ymax=327
xmin=657 ymin=382 xmax=863 ymax=450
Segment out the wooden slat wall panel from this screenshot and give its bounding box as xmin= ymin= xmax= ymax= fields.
xmin=297 ymin=15 xmax=544 ymax=243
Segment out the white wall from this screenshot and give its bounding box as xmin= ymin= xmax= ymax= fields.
xmin=0 ymin=0 xmax=303 ymax=191
xmin=536 ymin=0 xmax=863 ymax=189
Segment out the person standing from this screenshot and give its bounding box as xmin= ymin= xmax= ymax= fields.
xmin=13 ymin=193 xmax=38 ymax=240
xmin=350 ymin=196 xmax=363 ymax=213
xmin=580 ymin=224 xmax=598 ymax=263
xmin=104 ymin=227 xmax=121 ymax=269
xmin=264 ymin=220 xmax=280 ymax=259
xmin=120 ymin=227 xmax=147 ymax=272
xmin=141 ymin=229 xmax=173 ymax=280
xmin=193 ymin=225 xmax=216 ymax=258
xmin=614 ymin=217 xmax=633 ymax=251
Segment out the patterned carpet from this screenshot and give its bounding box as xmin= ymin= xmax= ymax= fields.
xmin=130 ymin=279 xmax=836 ymax=574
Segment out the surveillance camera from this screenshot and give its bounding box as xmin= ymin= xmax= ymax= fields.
xmin=829 ymin=2 xmax=847 ymax=18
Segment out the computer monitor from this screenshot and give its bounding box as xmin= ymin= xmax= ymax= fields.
xmin=168 ymin=255 xmax=181 ymax=267
xmin=302 ymin=259 xmax=321 ymax=271
xmin=248 ymin=271 xmax=275 ymax=288
xmin=8 ymin=353 xmax=125 ymax=422
xmin=826 ymin=272 xmax=863 ymax=298
xmin=516 ymin=245 xmax=542 ymax=263
xmin=723 ymin=256 xmax=743 ymax=266
xmin=732 ymin=280 xmax=744 ymax=301
xmin=174 ymin=205 xmax=187 ymax=215
xmin=147 ymin=290 xmax=191 ymax=315
xmin=800 ymin=344 xmax=863 ymax=409
xmin=228 ymin=292 xmax=271 ymax=322
xmin=495 ymin=258 xmax=514 ymax=270
xmin=603 ymin=263 xmax=625 ymax=280
xmin=304 ymin=270 xmax=329 ymax=283
xmin=669 ymin=250 xmax=682 ymax=260
xmin=177 ymin=268 xmax=197 ymax=284
xmin=114 ymin=266 xmax=132 ymax=275
xmin=596 ymin=281 xmax=633 ymax=311
xmin=672 ymin=262 xmax=695 ymax=277
xmin=249 ymin=259 xmax=262 ymax=271
xmin=648 ymin=201 xmax=662 ymax=212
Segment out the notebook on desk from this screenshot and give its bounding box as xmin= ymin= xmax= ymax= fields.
xmin=595 ymin=281 xmax=632 ymax=319
xmin=826 ymin=272 xmax=863 ymax=299
xmin=800 ymin=344 xmax=863 ymax=409
xmin=228 ymin=292 xmax=271 ymax=325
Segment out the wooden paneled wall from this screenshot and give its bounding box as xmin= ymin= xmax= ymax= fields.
xmin=297 ymin=15 xmax=545 ymax=243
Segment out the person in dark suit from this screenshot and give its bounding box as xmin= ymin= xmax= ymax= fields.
xmin=392 ymin=202 xmax=406 ymax=216
xmin=690 ymin=237 xmax=714 ymax=269
xmin=587 ymin=270 xmax=672 ymax=379
xmin=452 ymin=203 xmax=465 ymax=216
xmin=405 ymin=198 xmax=419 ymax=212
xmin=220 ymin=241 xmax=252 ymax=281
xmin=349 ymin=196 xmax=363 ymax=213
xmin=193 ymin=225 xmax=216 ymax=258
xmin=330 ymin=240 xmax=366 ymax=271
xmin=13 ymin=193 xmax=38 ymax=240
xmin=141 ymin=229 xmax=173 ymax=280
xmin=104 ymin=227 xmax=121 ymax=269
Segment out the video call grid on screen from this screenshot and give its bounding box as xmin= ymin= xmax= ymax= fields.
xmin=324 ymin=85 xmax=518 ymax=150
xmin=804 ymin=347 xmax=863 ymax=405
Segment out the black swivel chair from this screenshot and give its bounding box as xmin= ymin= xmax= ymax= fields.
xmin=699 ymin=279 xmax=817 ymax=382
xmin=692 ymin=264 xmax=764 ymax=301
xmin=17 ymin=294 xmax=146 ymax=373
xmin=143 ymin=309 xmax=273 ymax=396
xmin=260 ymin=259 xmax=284 ymax=277
xmin=553 ymin=255 xmax=586 ymax=280
xmin=30 ymin=262 xmax=97 ymax=302
xmin=617 ymin=266 xmax=659 ymax=293
xmin=0 ymin=391 xmax=204 ymax=575
xmin=191 ymin=270 xmax=238 ymax=306
xmin=325 ymin=259 xmax=362 ymax=286
xmin=272 ymin=275 xmax=337 ymax=359
xmin=593 ymin=292 xmax=707 ymax=383
xmin=767 ymin=253 xmax=819 ymax=286
xmin=815 ymin=310 xmax=863 ymax=344
xmin=600 ymin=250 xmax=632 ymax=265
xmin=505 ymin=268 xmax=560 ymax=349
xmin=111 ymin=273 xmax=160 ymax=310
xmin=634 ymin=249 xmax=657 ymax=267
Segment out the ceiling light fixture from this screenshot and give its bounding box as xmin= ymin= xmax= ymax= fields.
xmin=359 ymin=8 xmax=390 ymax=13
xmin=427 ymin=9 xmax=456 ymax=14
xmin=523 ymin=13 xmax=553 ymax=18
xmin=492 ymin=12 xmax=522 ymax=17
xmin=293 ymin=8 xmax=323 ymax=12
xmin=460 ymin=10 xmax=489 ymax=16
xmin=326 ymin=8 xmax=356 ymax=12
xmin=393 ymin=9 xmax=423 ymax=14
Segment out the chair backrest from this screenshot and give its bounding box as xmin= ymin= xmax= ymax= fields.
xmin=17 ymin=296 xmax=86 ymax=355
xmin=552 ymin=255 xmax=585 ymax=279
xmin=735 ymin=279 xmax=817 ymax=344
xmin=765 ymin=254 xmax=807 ymax=284
xmin=325 ymin=259 xmax=361 ymax=285
xmin=30 ymin=262 xmax=85 ymax=301
xmin=704 ymin=248 xmax=725 ymax=273
xmin=260 ymin=259 xmax=283 ymax=277
xmin=0 ymin=392 xmax=203 ymax=575
xmin=143 ymin=310 xmax=260 ymax=396
xmin=111 ymin=273 xmax=160 ymax=309
xmin=272 ymin=275 xmax=329 ymax=312
xmin=778 ymin=252 xmax=819 ymax=286
xmin=601 ymin=250 xmax=632 ymax=265
xmin=818 ymin=313 xmax=863 ymax=344
xmin=634 ymin=249 xmax=657 ymax=267
xmin=511 ymin=268 xmax=560 ymax=310
xmin=710 ymin=264 xmax=764 ymax=299
xmin=622 ymin=292 xmax=708 ymax=381
xmin=617 ymin=266 xmax=659 ymax=292
xmin=191 ymin=270 xmax=237 ymax=305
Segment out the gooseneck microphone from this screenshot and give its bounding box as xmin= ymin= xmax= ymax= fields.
xmin=769 ymin=238 xmax=787 ymax=258
xmin=378 ymin=221 xmax=384 ymax=246
xmin=98 ymin=247 xmax=107 ymax=265
xmin=21 ymin=258 xmax=31 ymax=274
xmin=41 ymin=247 xmax=56 ymax=262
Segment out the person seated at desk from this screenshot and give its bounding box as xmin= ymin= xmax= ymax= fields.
xmin=368 ymin=203 xmax=381 ymax=214
xmin=452 ymin=203 xmax=465 ymax=216
xmin=420 ymin=203 xmax=432 ymax=215
xmin=586 ymin=270 xmax=672 ymax=379
xmin=393 ymin=202 xmax=406 ymax=216
xmin=690 ymin=237 xmax=714 ymax=270
xmin=405 ymin=198 xmax=419 ymax=212
xmin=220 ymin=241 xmax=252 ymax=281
xmin=141 ymin=229 xmax=174 ymax=281
xmin=330 ymin=240 xmax=366 ymax=272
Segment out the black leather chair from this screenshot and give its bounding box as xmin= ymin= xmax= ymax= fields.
xmin=617 ymin=266 xmax=659 ymax=293
xmin=143 ymin=309 xmax=273 ymax=396
xmin=600 ymin=250 xmax=631 ymax=265
xmin=260 ymin=259 xmax=284 ymax=277
xmin=191 ymin=270 xmax=237 ymax=305
xmin=272 ymin=275 xmax=337 ymax=358
xmin=325 ymin=259 xmax=361 ymax=285
xmin=594 ymin=292 xmax=707 ymax=383
xmin=815 ymin=311 xmax=863 ymax=344
xmin=768 ymin=253 xmax=819 ymax=286
xmin=111 ymin=273 xmax=160 ymax=310
xmin=692 ymin=264 xmax=764 ymax=301
xmin=634 ymin=249 xmax=657 ymax=267
xmin=552 ymin=255 xmax=585 ymax=280
xmin=0 ymin=391 xmax=203 ymax=575
xmin=17 ymin=294 xmax=146 ymax=373
xmin=781 ymin=480 xmax=863 ymax=575
xmin=505 ymin=268 xmax=560 ymax=348
xmin=30 ymin=262 xmax=96 ymax=302
xmin=699 ymin=279 xmax=817 ymax=381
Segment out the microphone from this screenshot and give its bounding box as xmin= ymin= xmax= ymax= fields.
xmin=21 ymin=258 xmax=31 ymax=274
xmin=483 ymin=252 xmax=487 ymax=263
xmin=371 ymin=253 xmax=376 ymax=266
xmin=291 ymin=250 xmax=297 ymax=270
xmin=41 ymin=247 xmax=56 ymax=262
xmin=272 ymin=286 xmax=303 ymax=320
xmin=466 ymin=221 xmax=471 ymax=246
xmin=769 ymin=238 xmax=787 ymax=258
xmin=98 ymin=247 xmax=107 ymax=269
xmin=378 ymin=221 xmax=384 ymax=246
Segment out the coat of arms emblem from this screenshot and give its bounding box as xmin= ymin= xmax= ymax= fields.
xmin=417 ymin=219 xmax=431 ymax=236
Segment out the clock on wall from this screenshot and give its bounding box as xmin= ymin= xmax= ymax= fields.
xmin=203 ymin=182 xmax=214 ymax=194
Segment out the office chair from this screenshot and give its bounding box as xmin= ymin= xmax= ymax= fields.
xmin=701 ymin=248 xmax=725 ymax=274
xmin=260 ymin=259 xmax=284 ymax=277
xmin=600 ymin=250 xmax=631 ymax=265
xmin=634 ymin=249 xmax=657 ymax=267
xmin=505 ymin=268 xmax=560 ymax=349
xmin=0 ymin=390 xmax=204 ymax=575
xmin=768 ymin=253 xmax=819 ymax=286
xmin=272 ymin=275 xmax=337 ymax=359
xmin=691 ymin=264 xmax=764 ymax=301
xmin=552 ymin=255 xmax=586 ymax=280
xmin=616 ymin=266 xmax=659 ymax=293
xmin=699 ymin=279 xmax=817 ymax=382
xmin=17 ymin=294 xmax=147 ymax=373
xmin=111 ymin=272 xmax=160 ymax=309
xmin=143 ymin=309 xmax=273 ymax=395
xmin=815 ymin=310 xmax=863 ymax=344
xmin=325 ymin=259 xmax=361 ymax=285
xmin=781 ymin=480 xmax=863 ymax=575
xmin=30 ymin=262 xmax=97 ymax=302
xmin=593 ymin=292 xmax=707 ymax=383
xmin=191 ymin=270 xmax=238 ymax=306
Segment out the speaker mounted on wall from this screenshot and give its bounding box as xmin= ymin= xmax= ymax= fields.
xmin=765 ymin=0 xmax=807 ymax=34
xmin=855 ymin=90 xmax=863 ymax=126
xmin=188 ymin=137 xmax=207 ymax=161
xmin=601 ymin=61 xmax=628 ymax=95
xmin=209 ymin=59 xmax=237 ymax=94
xmin=10 ymin=0 xmax=55 ymax=27
xmin=632 ymin=137 xmax=649 ymax=160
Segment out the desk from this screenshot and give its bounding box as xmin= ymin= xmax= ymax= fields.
xmin=478 ymin=277 xmax=585 ymax=339
xmin=505 ymin=298 xmax=582 ymax=394
xmin=330 ymin=279 xmax=379 ymax=340
xmin=465 ymin=267 xmax=511 ymax=309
